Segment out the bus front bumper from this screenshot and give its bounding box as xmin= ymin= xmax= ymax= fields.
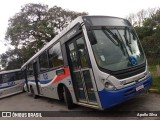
xmin=98 ymin=76 xmax=152 ymax=110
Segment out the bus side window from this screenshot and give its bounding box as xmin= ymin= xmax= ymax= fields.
xmin=39 ymin=51 xmax=49 ymax=72
xmin=8 ymin=73 xmax=15 ymax=82
xmin=0 ymin=75 xmax=2 ymax=84
xmin=15 ymin=71 xmax=23 ymax=80
xmin=15 ymin=72 xmax=20 ymax=80
xmin=48 ymin=42 xmax=64 ymax=69
xmin=2 ymin=74 xmax=9 ymax=83
xmin=2 ymin=73 xmax=15 ymax=83
xmin=27 ymin=64 xmax=34 ymax=76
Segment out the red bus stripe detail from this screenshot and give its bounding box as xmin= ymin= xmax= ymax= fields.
xmin=52 ymin=67 xmax=70 ymax=84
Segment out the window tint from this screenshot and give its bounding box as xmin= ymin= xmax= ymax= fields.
xmin=83 ymin=17 xmax=131 ymax=26
xmin=15 ymin=71 xmax=23 ymax=80
xmin=76 ymin=37 xmax=89 ymax=68
xmin=27 ymin=63 xmax=33 ymax=76
xmin=2 ymin=73 xmax=16 ymax=83
xmin=92 ymin=28 xmax=145 ymax=71
xmin=48 ymin=42 xmax=64 ymax=68
xmin=39 ymin=51 xmax=49 ymax=72
xmin=68 ymin=43 xmax=79 ymax=70
xmin=92 ymin=30 xmax=128 ymax=70
xmin=0 ymin=75 xmax=2 ymax=84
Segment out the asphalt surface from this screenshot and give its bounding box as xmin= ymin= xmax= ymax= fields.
xmin=0 ymin=92 xmax=160 ymax=120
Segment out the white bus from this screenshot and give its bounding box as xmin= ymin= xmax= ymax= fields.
xmin=21 ymin=16 xmax=152 ymax=110
xmin=0 ymin=69 xmax=25 ymax=98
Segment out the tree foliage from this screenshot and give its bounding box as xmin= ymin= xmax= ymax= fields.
xmin=0 ymin=3 xmax=87 ymax=70
xmin=126 ymin=8 xmax=160 ymax=65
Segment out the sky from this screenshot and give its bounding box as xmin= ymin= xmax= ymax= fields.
xmin=0 ymin=0 xmax=160 ymax=54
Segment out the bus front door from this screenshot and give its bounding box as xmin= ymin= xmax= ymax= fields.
xmin=33 ymin=62 xmax=41 ymax=95
xmin=23 ymin=69 xmax=29 ymax=92
xmin=67 ymin=34 xmax=98 ymax=105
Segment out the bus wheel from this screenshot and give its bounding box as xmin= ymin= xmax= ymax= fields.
xmin=30 ymin=86 xmax=38 ymax=99
xmin=63 ymin=86 xmax=74 ymax=109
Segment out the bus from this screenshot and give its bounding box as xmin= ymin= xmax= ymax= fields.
xmin=21 ymin=16 xmax=152 ymax=110
xmin=0 ymin=69 xmax=25 ymax=98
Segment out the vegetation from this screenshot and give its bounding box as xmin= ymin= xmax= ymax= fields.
xmin=126 ymin=8 xmax=160 ymax=90
xmin=149 ymin=65 xmax=160 ymax=91
xmin=0 ymin=4 xmax=159 ymax=89
xmin=126 ymin=8 xmax=160 ymax=65
xmin=0 ymin=3 xmax=87 ymax=70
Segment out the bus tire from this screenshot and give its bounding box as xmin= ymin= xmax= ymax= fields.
xmin=63 ymin=86 xmax=74 ymax=109
xmin=30 ymin=86 xmax=38 ymax=99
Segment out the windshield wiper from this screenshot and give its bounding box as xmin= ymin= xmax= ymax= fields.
xmin=124 ymin=27 xmax=131 ymax=43
xmin=124 ymin=27 xmax=133 ymax=54
xmin=101 ymin=26 xmax=118 ymax=46
xmin=102 ymin=26 xmax=126 ymax=55
xmin=130 ymin=29 xmax=137 ymax=40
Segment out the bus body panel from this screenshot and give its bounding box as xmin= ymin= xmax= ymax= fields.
xmin=0 ymin=79 xmax=24 ymax=98
xmin=0 ymin=69 xmax=25 ymax=99
xmin=27 ymin=76 xmax=39 ymax=94
xmin=24 ymin=67 xmax=77 ymax=103
xmin=99 ymin=76 xmax=152 ymax=109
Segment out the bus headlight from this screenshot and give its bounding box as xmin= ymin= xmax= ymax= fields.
xmin=104 ymin=82 xmax=116 ymax=90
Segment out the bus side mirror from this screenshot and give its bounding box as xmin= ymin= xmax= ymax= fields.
xmin=87 ymin=30 xmax=97 ymax=45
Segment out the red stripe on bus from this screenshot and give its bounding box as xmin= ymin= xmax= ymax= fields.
xmin=52 ymin=67 xmax=70 ymax=84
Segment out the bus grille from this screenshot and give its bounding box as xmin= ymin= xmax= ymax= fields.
xmin=124 ymin=77 xmax=150 ymax=97
xmin=111 ymin=63 xmax=146 ymax=79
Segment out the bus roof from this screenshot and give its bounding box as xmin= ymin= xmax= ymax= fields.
xmin=21 ymin=15 xmax=127 ymax=69
xmin=0 ymin=69 xmax=21 ymax=75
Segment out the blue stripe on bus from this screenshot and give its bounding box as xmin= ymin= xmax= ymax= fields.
xmin=98 ymin=76 xmax=152 ymax=110
xmin=28 ymin=79 xmax=52 ymax=84
xmin=28 ymin=80 xmax=35 ymax=82
xmin=0 ymin=84 xmax=17 ymax=89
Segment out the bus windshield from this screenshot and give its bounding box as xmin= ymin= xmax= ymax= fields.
xmin=91 ymin=26 xmax=145 ymax=71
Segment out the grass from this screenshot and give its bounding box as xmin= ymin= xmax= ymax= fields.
xmin=148 ymin=65 xmax=160 ymax=91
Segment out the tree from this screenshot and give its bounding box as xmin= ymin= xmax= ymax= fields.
xmin=137 ymin=9 xmax=147 ymax=27
xmin=48 ymin=6 xmax=87 ymax=32
xmin=126 ymin=7 xmax=160 ymax=65
xmin=5 ymin=3 xmax=50 ymax=51
xmin=135 ymin=26 xmax=153 ymax=40
xmin=126 ymin=13 xmax=137 ymax=26
xmin=1 ymin=3 xmax=88 ymax=70
xmin=126 ymin=8 xmax=157 ymax=27
xmin=5 ymin=3 xmax=87 ymax=51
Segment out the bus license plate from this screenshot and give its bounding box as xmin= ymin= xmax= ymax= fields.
xmin=136 ymin=85 xmax=144 ymax=91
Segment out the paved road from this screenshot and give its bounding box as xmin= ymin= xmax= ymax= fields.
xmin=0 ymin=92 xmax=160 ymax=120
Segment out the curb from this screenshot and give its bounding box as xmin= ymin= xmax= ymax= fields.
xmin=149 ymin=88 xmax=159 ymax=93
